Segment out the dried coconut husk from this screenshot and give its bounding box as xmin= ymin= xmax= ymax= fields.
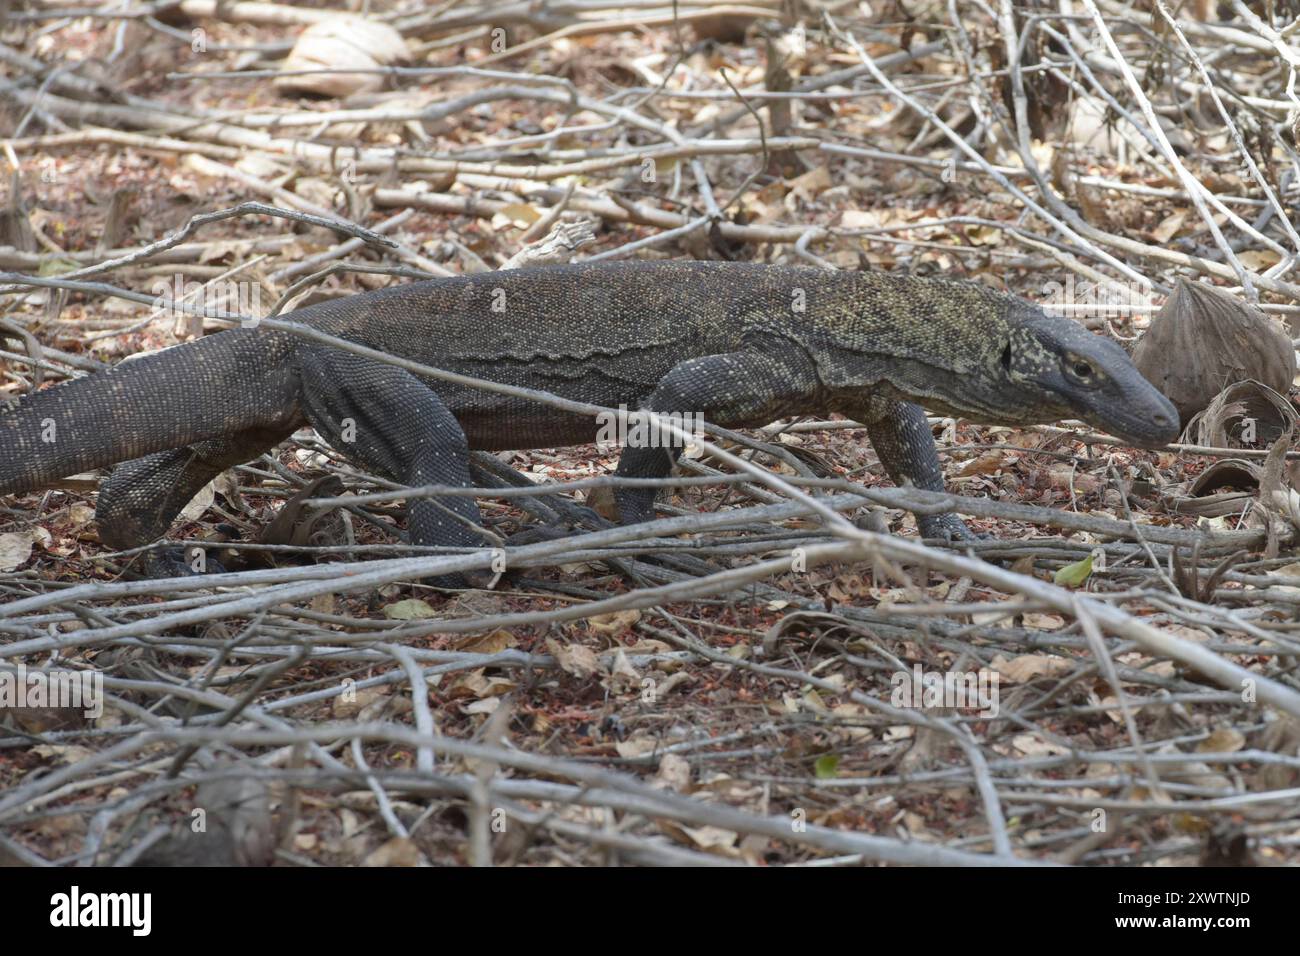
xmin=1164 ymin=458 xmax=1259 ymax=518
xmin=276 ymin=16 xmax=409 ymax=98
xmin=1185 ymin=379 xmax=1297 ymax=449
xmin=1132 ymin=278 xmax=1296 ymax=425
xmin=1159 ymin=445 xmax=1299 ymax=542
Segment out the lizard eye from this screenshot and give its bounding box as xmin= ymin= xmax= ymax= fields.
xmin=1000 ymin=343 xmax=1012 ymax=370
xmin=1065 ymin=356 xmax=1100 ymax=385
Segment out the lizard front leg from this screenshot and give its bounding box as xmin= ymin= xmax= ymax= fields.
xmin=615 ymin=348 xmax=823 ymax=524
xmin=843 ymin=395 xmax=975 ymax=541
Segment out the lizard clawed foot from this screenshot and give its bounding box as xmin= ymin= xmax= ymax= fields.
xmin=503 ymin=525 xmax=577 ymax=547
xmin=503 ymin=505 xmax=615 ymax=547
xmin=918 ymin=513 xmax=986 ymax=543
xmin=410 ymin=527 xmax=567 ymax=590
xmin=137 ymin=546 xmax=229 ymax=579
xmin=421 ymin=571 xmax=481 ymax=590
xmin=419 ymin=528 xmax=574 ymax=591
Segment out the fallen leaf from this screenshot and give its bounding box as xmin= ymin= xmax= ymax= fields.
xmin=788 ymin=164 xmax=832 ymax=200
xmin=177 ymin=481 xmax=215 ymax=523
xmin=1011 ymin=734 xmax=1071 ymax=757
xmin=0 ymin=531 xmax=35 ymax=571
xmin=1197 ymin=727 xmax=1245 ymax=753
xmin=455 ymin=629 xmax=518 ymax=654
xmin=362 ymin=837 xmax=422 ymax=867
xmin=606 ymin=648 xmax=641 ymax=683
xmin=955 ymin=450 xmax=1009 ymax=477
xmin=588 ymin=609 xmax=641 ymax=635
xmin=1150 ymin=210 xmax=1186 ymax=243
xmin=993 ymin=654 xmax=1074 ymax=682
xmin=332 ymin=686 xmax=390 ymax=718
xmin=1054 ymin=553 xmax=1094 ymax=587
xmin=614 ymin=734 xmax=659 ymax=758
xmin=382 ymin=599 xmax=438 ymax=620
xmin=546 ymin=638 xmax=602 ymax=678
xmin=655 ymin=753 xmax=692 ymax=792
xmin=1022 ymin=613 xmax=1066 ymax=630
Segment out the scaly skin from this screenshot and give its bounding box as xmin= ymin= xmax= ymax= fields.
xmin=0 ymin=261 xmax=1179 ymax=558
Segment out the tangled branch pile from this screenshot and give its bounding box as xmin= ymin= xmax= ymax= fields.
xmin=2 ymin=0 xmax=1300 ymax=867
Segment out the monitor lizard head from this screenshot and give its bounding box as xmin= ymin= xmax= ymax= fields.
xmin=999 ymin=308 xmax=1179 ymax=449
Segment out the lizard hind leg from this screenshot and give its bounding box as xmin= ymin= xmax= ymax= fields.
xmin=96 ymin=427 xmax=292 ymax=572
xmin=296 ymin=346 xmax=489 ymax=573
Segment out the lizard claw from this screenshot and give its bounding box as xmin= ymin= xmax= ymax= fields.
xmin=421 ymin=526 xmax=578 ymax=590
xmin=422 ymin=571 xmax=482 ymax=590
xmin=503 ymin=524 xmax=577 ymax=547
xmin=503 ymin=504 xmax=615 ymax=547
xmin=140 ymin=546 xmax=229 ymax=578
xmin=918 ymin=513 xmax=986 ymax=543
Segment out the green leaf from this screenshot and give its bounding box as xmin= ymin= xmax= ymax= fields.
xmin=382 ymin=598 xmax=438 ymax=620
xmin=1053 ymin=553 xmax=1094 ymax=587
xmin=814 ymin=755 xmax=840 ymax=779
xmin=36 ymin=257 xmax=80 ymax=277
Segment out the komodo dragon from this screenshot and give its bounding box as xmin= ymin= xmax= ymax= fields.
xmin=0 ymin=261 xmax=1178 ymax=574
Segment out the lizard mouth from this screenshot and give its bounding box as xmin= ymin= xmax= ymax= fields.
xmin=1085 ymin=401 xmax=1180 ymax=449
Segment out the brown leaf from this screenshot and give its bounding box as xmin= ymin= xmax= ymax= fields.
xmin=455 ymin=629 xmax=518 ymax=654
xmin=993 ymin=653 xmax=1074 ymax=682
xmin=362 ymin=837 xmax=422 ymax=867
xmin=546 ymin=638 xmax=602 ymax=678
xmin=588 ymin=609 xmax=641 ymax=635
xmin=1149 ymin=210 xmax=1186 ymax=243
xmin=955 ymin=450 xmax=1009 ymax=477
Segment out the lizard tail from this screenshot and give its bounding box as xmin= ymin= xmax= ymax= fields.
xmin=0 ymin=328 xmax=297 ymax=495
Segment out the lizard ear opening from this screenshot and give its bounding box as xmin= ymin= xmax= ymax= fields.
xmin=1000 ymin=342 xmax=1012 ymax=370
